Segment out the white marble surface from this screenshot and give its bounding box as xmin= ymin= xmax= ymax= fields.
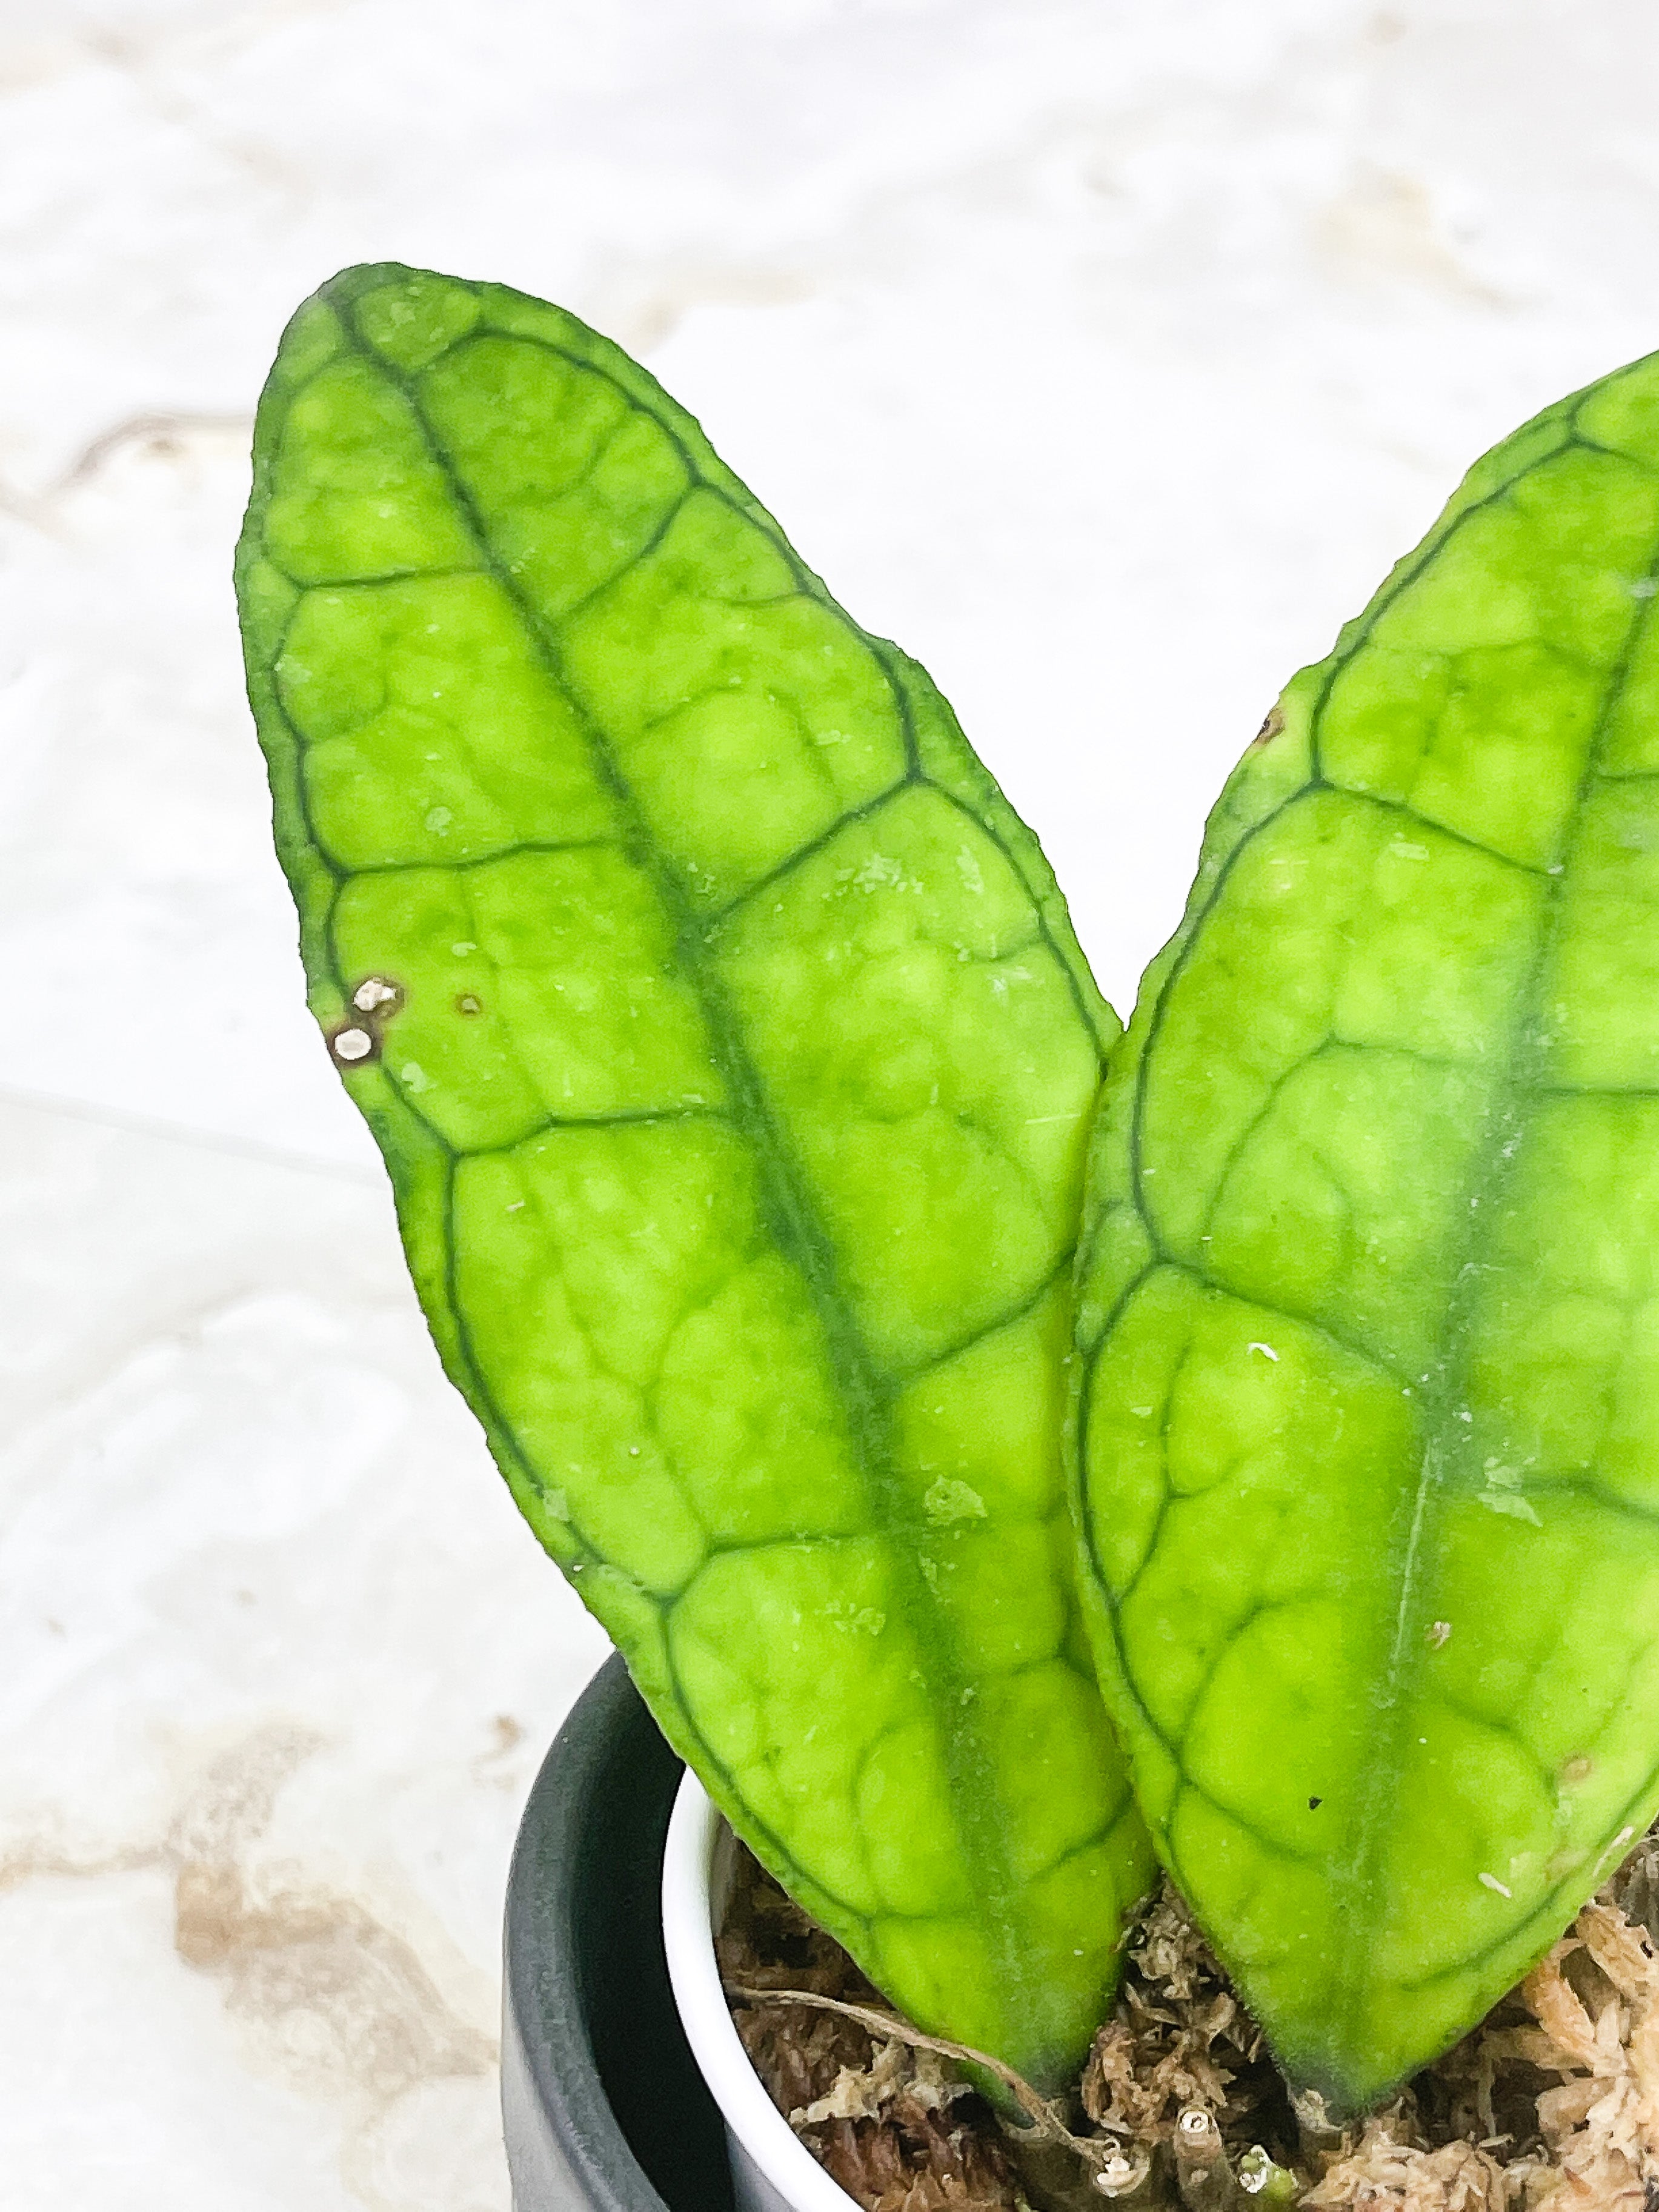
xmin=4 ymin=1 xmax=1659 ymax=2203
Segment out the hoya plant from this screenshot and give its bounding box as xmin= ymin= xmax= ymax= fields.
xmin=236 ymin=262 xmax=1659 ymax=2169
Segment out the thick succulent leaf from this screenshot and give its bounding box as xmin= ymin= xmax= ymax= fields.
xmin=236 ymin=262 xmax=1152 ymax=2086
xmin=1072 ymin=351 xmax=1659 ymax=2114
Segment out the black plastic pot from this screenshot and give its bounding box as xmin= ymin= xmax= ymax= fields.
xmin=502 ymin=1652 xmax=737 ymax=2212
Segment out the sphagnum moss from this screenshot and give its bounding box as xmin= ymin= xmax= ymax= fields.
xmin=725 ymin=1824 xmax=1659 ymax=2211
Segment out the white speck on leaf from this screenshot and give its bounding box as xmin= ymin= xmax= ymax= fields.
xmin=1594 ymin=1826 xmax=1637 ymax=1873
xmin=854 ymin=852 xmax=905 ymax=892
xmin=1478 ymin=1461 xmax=1541 ymax=1524
xmin=923 ymin=1476 xmax=987 ymax=1524
xmin=827 ymin=1604 xmax=885 ymax=1636
xmin=1478 ymin=1872 xmax=1511 ymax=1898
xmin=332 ymin=1028 xmax=373 ymax=1062
xmin=1428 ymin=1620 xmax=1452 ymax=1649
xmin=353 ymin=976 xmax=399 ymax=1012
xmin=425 ymin=805 xmax=453 ymax=835
xmin=451 ymin=940 xmax=477 ymax=957
xmin=1248 ymin=1342 xmax=1279 ymax=1362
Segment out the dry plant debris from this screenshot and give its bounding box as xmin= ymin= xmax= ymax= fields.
xmin=719 ymin=1845 xmax=1025 ymax=2212
xmin=720 ymin=1828 xmax=1659 ymax=2212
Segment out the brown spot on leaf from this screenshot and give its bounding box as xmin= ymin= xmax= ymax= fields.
xmin=456 ymin=993 xmax=482 ymax=1017
xmin=329 ymin=974 xmax=407 ymax=1068
xmin=1249 ymin=706 xmax=1285 ymax=751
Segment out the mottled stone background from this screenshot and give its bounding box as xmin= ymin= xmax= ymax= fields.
xmin=2 ymin=2 xmax=1656 ymax=2204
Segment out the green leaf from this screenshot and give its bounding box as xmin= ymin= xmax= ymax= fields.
xmin=1072 ymin=351 xmax=1659 ymax=2113
xmin=237 ymin=262 xmax=1152 ymax=2087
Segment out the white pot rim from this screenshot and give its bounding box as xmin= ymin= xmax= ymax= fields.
xmin=662 ymin=1769 xmax=860 ymax=2212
